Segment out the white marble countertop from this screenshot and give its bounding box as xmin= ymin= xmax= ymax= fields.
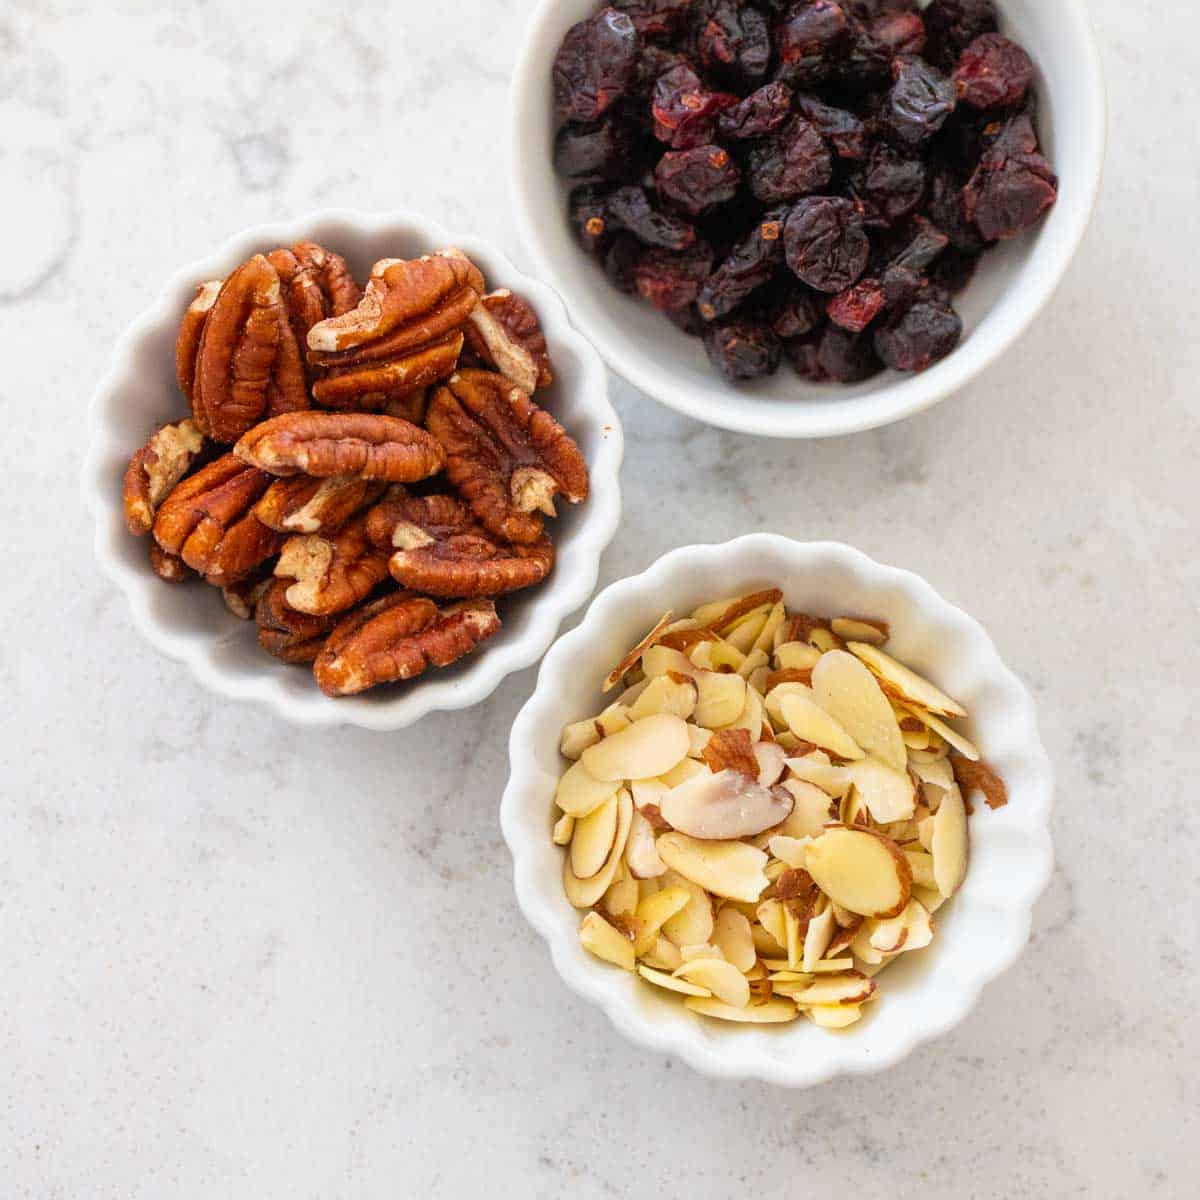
xmin=3 ymin=1 xmax=1198 ymax=1195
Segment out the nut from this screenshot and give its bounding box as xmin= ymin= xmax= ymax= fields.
xmin=187 ymin=254 xmax=309 ymax=442
xmin=255 ymin=474 xmax=386 ymax=534
xmin=152 ymin=452 xmax=281 ymax=584
xmin=274 ymin=512 xmax=391 ymax=616
xmin=313 ymin=592 xmax=500 ymax=696
xmin=148 ymin=542 xmax=194 ymax=583
xmin=266 ymin=241 xmax=362 ymax=346
xmin=306 ymin=252 xmax=480 ymax=409
xmin=426 ymin=369 xmax=589 ymax=544
xmin=462 ymin=289 xmax=554 ymax=393
xmin=175 ymin=280 xmax=222 ymax=409
xmin=364 ymin=488 xmax=554 ymax=598
xmin=254 ymin=579 xmax=339 ymax=664
xmin=221 ymin=569 xmax=274 ymax=620
xmin=234 ymin=411 xmax=445 ymax=483
xmin=123 ymin=418 xmax=206 ymax=535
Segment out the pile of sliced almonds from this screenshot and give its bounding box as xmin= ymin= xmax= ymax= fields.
xmin=553 ymin=589 xmax=1008 ymax=1030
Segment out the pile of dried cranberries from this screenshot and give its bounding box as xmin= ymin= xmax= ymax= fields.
xmin=551 ymin=1 xmax=1057 ymax=385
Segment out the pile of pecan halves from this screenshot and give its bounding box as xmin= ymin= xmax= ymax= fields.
xmin=122 ymin=241 xmax=590 ymax=697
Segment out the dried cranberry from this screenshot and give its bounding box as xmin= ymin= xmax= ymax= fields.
xmin=879 ymin=264 xmax=925 ymax=307
xmin=927 ymin=165 xmax=986 ymax=252
xmin=886 ymin=57 xmax=957 ymax=144
xmin=718 ymin=82 xmax=794 ymax=141
xmin=775 ymin=1 xmax=852 ymax=87
xmin=635 ymin=239 xmax=715 ymax=309
xmin=553 ymin=9 xmax=641 ymax=123
xmin=767 ymin=285 xmax=825 ymax=338
xmin=874 ymin=298 xmax=961 ymax=369
xmin=696 ymin=212 xmax=787 ymax=320
xmin=694 ymin=0 xmax=771 ymax=85
xmin=666 ymin=303 xmax=708 ymax=336
xmin=703 ymin=317 xmax=783 ymax=380
xmin=924 ymin=0 xmax=998 ymax=69
xmin=963 ymin=114 xmax=1057 ymax=240
xmin=652 ymin=65 xmax=739 ymax=148
xmin=605 ymin=232 xmax=642 ymax=292
xmin=613 ymin=0 xmax=693 ymax=39
xmin=635 ymin=44 xmax=694 ymax=96
xmin=954 ymin=34 xmax=1034 ymax=109
xmin=655 ymin=144 xmax=742 ymax=216
xmin=607 ymin=185 xmax=698 ymax=249
xmin=869 ymin=11 xmax=926 ymax=55
xmin=747 ymin=115 xmax=833 ymax=203
xmin=892 ymin=216 xmax=950 ymax=271
xmin=569 ymin=185 xmax=615 ymax=254
xmin=554 ymin=117 xmax=638 ymax=179
xmin=827 ymin=278 xmax=885 ymax=332
xmin=818 ymin=323 xmax=883 ymax=381
xmin=927 ymin=245 xmax=979 ymax=297
xmin=794 ymin=94 xmax=869 ymax=159
xmin=860 ymin=143 xmax=927 ymax=224
xmin=784 ymin=333 xmax=828 ymax=380
xmin=785 ymin=196 xmax=870 ymax=292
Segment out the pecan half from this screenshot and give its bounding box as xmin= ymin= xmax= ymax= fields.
xmin=274 ymin=512 xmax=391 ymax=615
xmin=175 ymin=281 xmax=222 ymax=407
xmin=234 ymin=412 xmax=445 ymax=483
xmin=425 ymin=369 xmax=589 ymax=544
xmin=266 ymin=241 xmax=362 ymax=347
xmin=188 ymin=254 xmax=309 ymax=442
xmin=123 ymin=418 xmax=206 ymax=534
xmin=255 ymin=578 xmax=339 ymax=663
xmin=152 ymin=453 xmax=281 ymax=584
xmin=148 ymin=542 xmax=194 ymax=583
xmin=313 ymin=593 xmax=500 ymax=697
xmin=222 ymin=569 xmax=275 ymax=620
xmin=462 ymin=289 xmax=554 ymax=394
xmin=305 ymin=252 xmax=480 ymax=409
xmin=380 ymin=387 xmax=429 ymax=426
xmin=255 ymin=474 xmax=385 ymax=534
xmin=365 ymin=488 xmax=555 ymax=597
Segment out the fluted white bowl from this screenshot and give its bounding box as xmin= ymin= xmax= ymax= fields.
xmin=502 ymin=536 xmax=1053 ymax=1086
xmin=511 ymin=0 xmax=1105 ymax=438
xmin=82 ymin=210 xmax=623 ymax=729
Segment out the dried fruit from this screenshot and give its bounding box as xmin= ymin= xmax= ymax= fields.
xmin=652 ymin=64 xmax=738 ymax=149
xmin=785 ymin=197 xmax=870 ymax=293
xmin=953 ymin=33 xmax=1033 ymax=108
xmin=696 ymin=213 xmax=785 ymax=320
xmin=886 ymin=56 xmax=957 ymax=145
xmin=703 ymin=318 xmax=782 ymax=381
xmin=605 ymin=186 xmax=697 ymax=250
xmin=874 ymin=299 xmax=962 ymax=371
xmin=655 ymin=144 xmax=742 ymax=216
xmin=963 ymin=114 xmax=1058 ymax=242
xmin=123 ymin=418 xmax=206 ymax=535
xmin=313 ymin=593 xmax=500 ymax=697
xmin=746 ymin=115 xmax=832 ymax=204
xmin=717 ymin=81 xmax=793 ymax=141
xmin=426 ymin=369 xmax=589 ymax=545
xmin=553 ymin=9 xmax=641 ymax=123
xmin=635 ymin=240 xmax=715 ymax=310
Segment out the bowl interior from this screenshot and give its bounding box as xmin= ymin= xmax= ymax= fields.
xmin=505 ymin=538 xmax=1052 ymax=1083
xmin=88 ymin=215 xmax=621 ymax=726
xmin=513 ymin=0 xmax=1102 ymax=437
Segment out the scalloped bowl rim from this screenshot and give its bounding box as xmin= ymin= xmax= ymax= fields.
xmin=81 ymin=209 xmax=624 ymax=730
xmin=501 ymin=536 xmax=1053 ymax=1086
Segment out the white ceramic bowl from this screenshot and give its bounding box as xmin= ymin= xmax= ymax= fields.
xmin=82 ymin=210 xmax=623 ymax=729
xmin=511 ymin=0 xmax=1105 ymax=438
xmin=502 ymin=536 xmax=1053 ymax=1086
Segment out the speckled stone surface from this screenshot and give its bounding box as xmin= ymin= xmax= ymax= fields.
xmin=3 ymin=1 xmax=1198 ymax=1196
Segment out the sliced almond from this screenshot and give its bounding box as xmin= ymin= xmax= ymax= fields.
xmin=802 ymin=898 xmax=836 ymax=971
xmin=831 ymin=616 xmax=888 ymax=645
xmin=641 ymin=936 xmax=683 ymax=971
xmin=912 ymin=884 xmax=946 ymax=915
xmin=685 ymin=996 xmax=799 ymax=1023
xmin=659 ymin=757 xmax=708 ymax=788
xmin=563 ymin=788 xmax=633 ymax=908
xmin=657 ymin=833 xmax=770 ymax=903
xmin=903 ymin=848 xmax=936 ymax=889
xmin=673 ymin=958 xmax=751 ymax=1007
xmin=775 ymin=641 xmax=823 ymax=672
xmin=751 ymin=920 xmax=785 ymax=957
xmin=658 ymin=870 xmax=715 ymax=948
xmin=559 ymin=718 xmax=600 ymax=760
xmin=594 ymin=701 xmax=632 ymax=738
xmin=551 ymin=812 xmax=575 ymax=846
xmin=808 ymin=1004 xmax=864 ymax=1029
xmin=804 ymin=826 xmax=912 ymax=919
xmin=754 ymin=741 xmax=788 ymax=787
xmin=679 ymin=942 xmax=723 ymax=962
xmin=625 ymin=808 xmax=668 ymax=879
xmin=779 ymin=692 xmax=865 ymax=761
xmin=707 ymin=640 xmax=746 ymax=673
xmin=850 ymin=920 xmax=884 ymax=965
xmin=638 ymin=963 xmax=711 ymax=996
xmin=693 ymin=671 xmax=747 ymax=729
xmin=812 ymin=649 xmax=906 ymax=772
xmin=784 ymin=753 xmax=852 ymax=799
xmin=905 ymin=704 xmax=980 ymax=761
xmin=843 ymin=757 xmax=917 ymax=824
xmin=578 ymin=911 xmax=635 ymax=970
xmin=776 ymin=780 xmax=839 ymax=841
xmin=764 ymin=680 xmax=813 ymax=729
xmin=628 ymin=674 xmax=698 ymax=722
xmin=555 ymin=760 xmax=621 ymax=818
xmin=691 ymin=589 xmax=783 ymax=632
xmin=686 ymin=724 xmax=713 ymax=758
xmin=660 ymin=768 xmax=794 ymax=841
xmin=725 ymin=607 xmax=772 ymax=653
xmin=809 ymin=628 xmax=843 ymax=653
xmin=737 ymin=647 xmax=770 ymax=680
xmin=867 ymin=909 xmax=910 ymax=954
xmin=809 ymin=957 xmax=855 ymax=974
xmin=641 ymin=644 xmax=697 ymax=681
xmin=730 ymin=684 xmax=765 ymax=737
xmin=570 ymin=791 xmax=619 ymax=879
xmin=846 ymin=642 xmax=966 ymax=718
xmin=602 ymin=861 xmax=639 ymax=920
xmin=753 ymin=600 xmax=787 ymax=654
xmin=581 ymin=714 xmax=690 ymax=782
xmin=632 ymin=884 xmax=692 ymax=956
xmin=767 ymin=834 xmax=812 ymax=869
xmin=931 ymin=781 xmax=968 ymax=898
xmin=791 ymin=970 xmax=876 ymax=1007
xmin=711 ymin=907 xmax=757 ymax=973
xmin=949 ymin=750 xmax=1008 ymax=806
xmin=604 ymin=611 xmax=673 ymax=691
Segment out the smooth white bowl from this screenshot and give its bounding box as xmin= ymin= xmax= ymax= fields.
xmin=82 ymin=210 xmax=624 ymax=730
xmin=501 ymin=536 xmax=1053 ymax=1086
xmin=511 ymin=0 xmax=1105 ymax=438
